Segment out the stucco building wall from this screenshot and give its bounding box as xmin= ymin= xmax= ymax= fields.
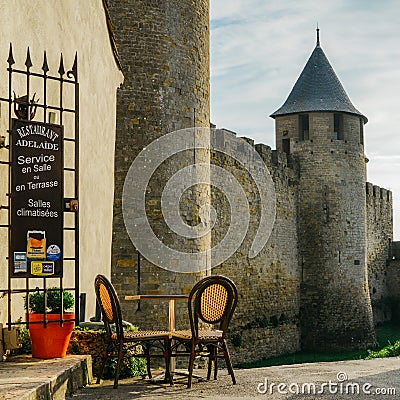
xmin=0 ymin=0 xmax=123 ymax=322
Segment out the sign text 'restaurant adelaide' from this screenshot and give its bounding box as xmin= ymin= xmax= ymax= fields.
xmin=14 ymin=123 xmax=60 ymax=150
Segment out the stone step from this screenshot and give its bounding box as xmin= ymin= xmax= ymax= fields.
xmin=0 ymin=355 xmax=91 ymax=399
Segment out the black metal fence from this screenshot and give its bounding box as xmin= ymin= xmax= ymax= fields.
xmin=0 ymin=44 xmax=80 ymax=328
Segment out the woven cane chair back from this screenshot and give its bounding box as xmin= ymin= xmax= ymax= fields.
xmin=200 ymin=283 xmax=228 ymax=323
xmin=189 ymin=275 xmax=237 ymax=339
xmin=94 ymin=274 xmax=124 ymax=340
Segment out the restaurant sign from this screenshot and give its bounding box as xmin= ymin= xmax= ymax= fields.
xmin=10 ymin=119 xmax=64 ymax=278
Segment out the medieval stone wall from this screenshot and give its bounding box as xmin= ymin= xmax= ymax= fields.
xmin=285 ymin=112 xmax=375 ymax=350
xmin=108 ymin=0 xmax=211 ymax=330
xmin=387 ymin=253 xmax=400 ymax=321
xmin=211 ymin=135 xmax=301 ymax=363
xmin=366 ymin=182 xmax=393 ymax=323
xmin=106 ymin=0 xmax=395 ymax=364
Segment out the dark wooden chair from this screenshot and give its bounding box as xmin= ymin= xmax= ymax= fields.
xmin=94 ymin=274 xmax=172 ymax=388
xmin=171 ymin=275 xmax=238 ymax=388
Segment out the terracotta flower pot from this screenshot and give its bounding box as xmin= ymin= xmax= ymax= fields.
xmin=27 ymin=313 xmax=75 ymax=358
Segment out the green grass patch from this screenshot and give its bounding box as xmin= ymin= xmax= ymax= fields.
xmin=375 ymin=322 xmax=400 ymax=347
xmin=367 ymin=322 xmax=400 ymax=359
xmin=367 ymin=341 xmax=400 ymax=359
xmin=237 ymin=322 xmax=400 ymax=369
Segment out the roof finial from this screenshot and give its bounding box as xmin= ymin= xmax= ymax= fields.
xmin=316 ymin=23 xmax=320 ymax=47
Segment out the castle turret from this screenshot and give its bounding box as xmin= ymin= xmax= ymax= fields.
xmin=271 ymin=29 xmax=375 ymax=350
xmin=108 ymin=0 xmax=211 ymax=328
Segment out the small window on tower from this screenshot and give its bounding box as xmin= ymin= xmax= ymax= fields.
xmin=359 ymin=118 xmax=364 ymax=145
xmin=282 ymin=138 xmax=290 ymax=155
xmin=333 ymin=113 xmax=343 ymax=140
xmin=299 ymin=114 xmax=309 ymax=141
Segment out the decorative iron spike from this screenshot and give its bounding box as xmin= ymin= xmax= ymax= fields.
xmin=58 ymin=53 xmax=65 ymax=76
xmin=67 ymin=52 xmax=78 ymax=80
xmin=7 ymin=43 xmax=15 ymax=65
xmin=72 ymin=52 xmax=78 ymax=76
xmin=42 ymin=51 xmax=49 ymax=73
xmin=25 ymin=47 xmax=33 ymax=69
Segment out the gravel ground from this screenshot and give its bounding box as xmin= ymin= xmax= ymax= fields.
xmin=70 ymin=357 xmax=400 ymax=399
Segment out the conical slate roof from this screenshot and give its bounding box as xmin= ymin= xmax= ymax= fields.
xmin=270 ymin=35 xmax=367 ymax=123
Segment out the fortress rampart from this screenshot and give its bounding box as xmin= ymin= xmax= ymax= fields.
xmin=366 ymin=182 xmax=394 ymax=323
xmin=211 ymin=134 xmax=301 ymax=362
xmin=107 ymin=0 xmax=396 ymax=363
xmin=108 ymin=0 xmax=211 ymax=331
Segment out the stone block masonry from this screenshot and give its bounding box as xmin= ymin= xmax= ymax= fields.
xmin=108 ymin=0 xmax=211 ymax=331
xmin=106 ymin=1 xmax=395 ymax=364
xmin=287 ymin=112 xmax=375 ymax=350
xmin=366 ymin=183 xmax=393 ymax=323
xmin=212 ymin=139 xmax=301 ymax=363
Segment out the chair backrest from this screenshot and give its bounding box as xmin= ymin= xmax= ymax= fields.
xmin=188 ymin=275 xmax=238 ymax=339
xmin=94 ymin=274 xmax=124 ymax=340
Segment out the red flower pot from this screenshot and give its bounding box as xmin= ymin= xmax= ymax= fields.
xmin=27 ymin=313 xmax=75 ymax=358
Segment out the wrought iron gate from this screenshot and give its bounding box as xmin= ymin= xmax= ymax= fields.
xmin=0 ymin=44 xmax=79 ymax=329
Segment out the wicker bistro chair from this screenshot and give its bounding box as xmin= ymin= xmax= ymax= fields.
xmin=171 ymin=275 xmax=238 ymax=388
xmin=94 ymin=274 xmax=172 ymax=388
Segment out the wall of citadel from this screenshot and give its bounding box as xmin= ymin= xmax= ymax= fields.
xmin=108 ymin=0 xmax=211 ymax=330
xmin=211 ymin=132 xmax=301 ymax=363
xmin=366 ymin=182 xmax=394 ymax=323
xmin=106 ymin=0 xmax=396 ymax=362
xmin=281 ymin=112 xmax=375 ymax=350
xmin=387 ymin=243 xmax=400 ymax=320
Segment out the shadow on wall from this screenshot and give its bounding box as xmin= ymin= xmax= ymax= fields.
xmin=392 ymin=242 xmax=400 ymax=260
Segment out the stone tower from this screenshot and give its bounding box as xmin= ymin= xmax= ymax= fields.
xmin=271 ymin=30 xmax=375 ymax=350
xmin=107 ymin=0 xmax=210 ymax=328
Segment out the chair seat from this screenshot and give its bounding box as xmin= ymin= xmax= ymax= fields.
xmin=172 ymin=329 xmax=223 ymax=341
xmin=111 ymin=330 xmax=172 ymax=341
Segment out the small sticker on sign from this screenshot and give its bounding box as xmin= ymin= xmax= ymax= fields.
xmin=31 ymin=261 xmax=54 ymax=276
xmin=46 ymin=244 xmax=61 ymax=261
xmin=13 ymin=252 xmax=27 ymax=273
xmin=27 ymin=230 xmax=46 ymax=260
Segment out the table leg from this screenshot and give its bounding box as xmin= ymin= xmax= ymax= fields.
xmin=150 ymin=299 xmax=176 ymax=384
xmin=169 ymin=299 xmax=176 ymax=373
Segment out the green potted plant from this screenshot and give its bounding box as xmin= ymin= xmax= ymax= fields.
xmin=26 ymin=287 xmax=75 ymax=358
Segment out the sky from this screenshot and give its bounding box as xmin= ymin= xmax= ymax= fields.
xmin=209 ymin=0 xmax=400 ymax=240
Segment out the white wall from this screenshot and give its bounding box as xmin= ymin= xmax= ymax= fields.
xmin=0 ymin=0 xmax=123 ymax=323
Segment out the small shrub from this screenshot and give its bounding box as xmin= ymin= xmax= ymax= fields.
xmin=27 ymin=288 xmax=74 ymax=314
xmin=270 ymin=315 xmax=279 ymax=328
xmin=104 ymin=353 xmax=147 ymax=379
xmin=11 ymin=325 xmax=31 ymax=355
xmin=366 ymin=340 xmax=400 ymax=359
xmin=255 ymin=317 xmax=268 ymax=328
xmin=279 ymin=313 xmax=287 ymax=323
xmin=67 ymin=327 xmax=147 ymax=379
